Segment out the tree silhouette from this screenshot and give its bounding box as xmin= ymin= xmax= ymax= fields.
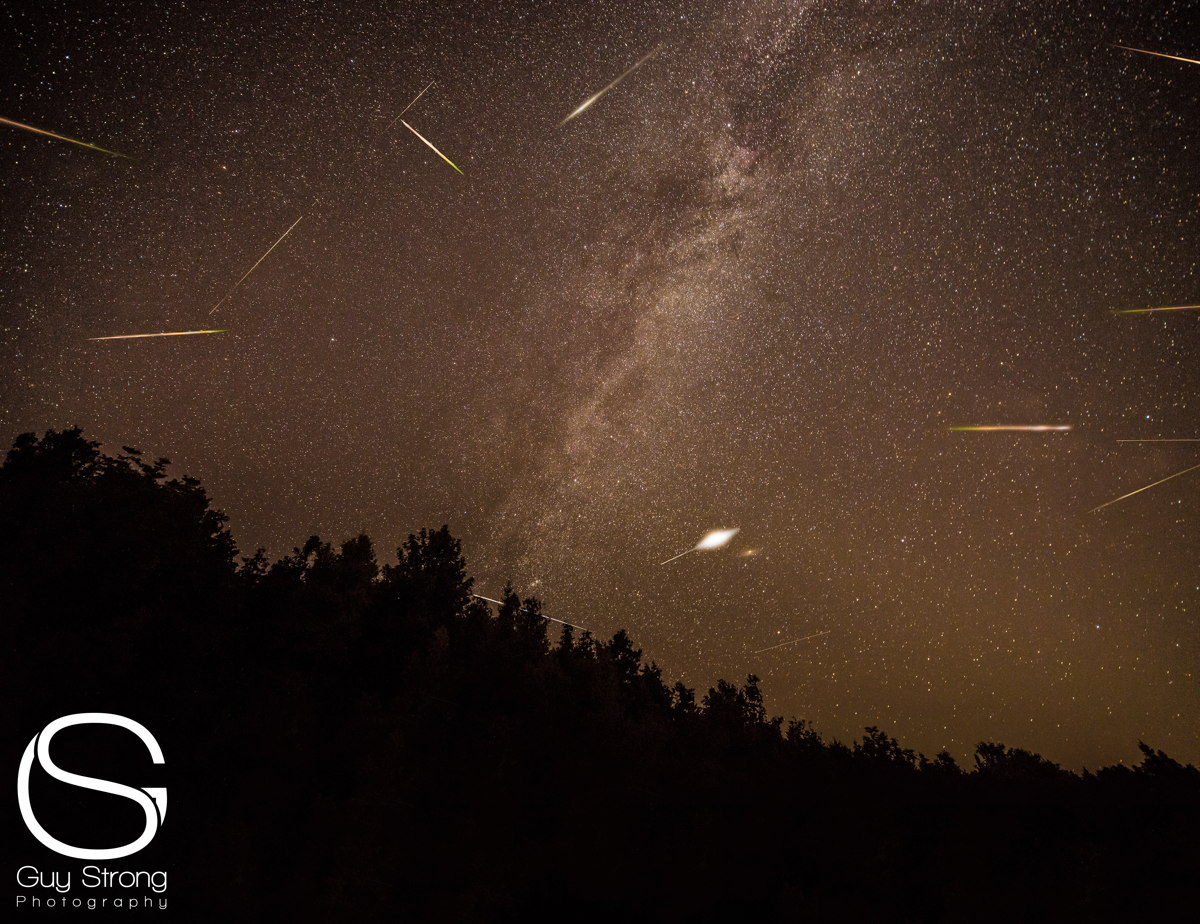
xmin=3 ymin=427 xmax=1197 ymax=923
xmin=973 ymin=741 xmax=1070 ymax=784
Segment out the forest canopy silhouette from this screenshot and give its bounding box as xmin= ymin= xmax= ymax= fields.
xmin=2 ymin=428 xmax=1197 ymax=922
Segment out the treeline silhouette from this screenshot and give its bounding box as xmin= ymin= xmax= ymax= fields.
xmin=1 ymin=428 xmax=1197 ymax=922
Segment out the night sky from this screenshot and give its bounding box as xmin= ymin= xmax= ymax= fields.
xmin=3 ymin=0 xmax=1198 ymax=770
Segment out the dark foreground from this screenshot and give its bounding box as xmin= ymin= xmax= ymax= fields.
xmin=2 ymin=429 xmax=1196 ymax=921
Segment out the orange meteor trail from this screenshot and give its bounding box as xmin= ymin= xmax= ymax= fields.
xmin=949 ymin=425 xmax=1071 ymax=432
xmin=1115 ymin=45 xmax=1200 ymax=66
xmin=400 ymin=120 xmax=463 ymax=175
xmin=88 ymin=329 xmax=226 ymax=341
xmin=1089 ymin=461 xmax=1200 ymax=514
xmin=0 ymin=115 xmax=127 ymax=158
xmin=208 ymin=215 xmax=304 ymax=315
xmin=1114 ymin=304 xmax=1200 ymax=315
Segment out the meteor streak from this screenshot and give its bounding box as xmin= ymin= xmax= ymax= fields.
xmin=0 ymin=115 xmax=128 ymax=158
xmin=1115 ymin=45 xmax=1200 ymax=66
xmin=400 ymin=120 xmax=463 ymax=175
xmin=208 ymin=215 xmax=304 ymax=315
xmin=472 ymin=594 xmax=587 ymax=631
xmin=383 ymin=81 xmax=435 ymax=134
xmin=559 ymin=45 xmax=662 ymax=127
xmin=660 ymin=528 xmax=740 ymax=565
xmin=949 ymin=425 xmax=1072 ymax=432
xmin=1117 ymin=439 xmax=1200 ymax=443
xmin=1114 ymin=304 xmax=1200 ymax=315
xmin=206 ymin=83 xmax=433 ymax=317
xmin=1089 ymin=461 xmax=1200 ymax=513
xmin=88 ymin=329 xmax=226 ymax=341
xmin=753 ymin=631 xmax=830 ymax=654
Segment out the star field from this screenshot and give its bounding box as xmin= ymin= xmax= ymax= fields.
xmin=2 ymin=0 xmax=1198 ymax=769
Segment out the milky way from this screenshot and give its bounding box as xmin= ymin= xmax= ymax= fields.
xmin=2 ymin=0 xmax=1197 ymax=768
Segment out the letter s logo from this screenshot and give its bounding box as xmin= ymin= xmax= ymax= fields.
xmin=16 ymin=714 xmax=167 ymax=860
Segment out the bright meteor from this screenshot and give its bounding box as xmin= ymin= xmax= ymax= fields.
xmin=1 ymin=115 xmax=128 ymax=158
xmin=559 ymin=45 xmax=662 ymax=127
xmin=400 ymin=120 xmax=463 ymax=175
xmin=949 ymin=425 xmax=1072 ymax=432
xmin=1115 ymin=45 xmax=1200 ymax=66
xmin=208 ymin=215 xmax=304 ymax=315
xmin=660 ymin=528 xmax=740 ymax=565
xmin=1114 ymin=304 xmax=1200 ymax=315
xmin=1089 ymin=461 xmax=1200 ymax=514
xmin=88 ymin=329 xmax=227 ymax=341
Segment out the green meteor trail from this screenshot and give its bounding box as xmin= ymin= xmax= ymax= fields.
xmin=400 ymin=120 xmax=463 ymax=175
xmin=1 ymin=115 xmax=127 ymax=158
xmin=88 ymin=329 xmax=227 ymax=341
xmin=1114 ymin=304 xmax=1200 ymax=315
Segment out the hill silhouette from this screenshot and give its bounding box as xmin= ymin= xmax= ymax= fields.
xmin=2 ymin=428 xmax=1197 ymax=921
